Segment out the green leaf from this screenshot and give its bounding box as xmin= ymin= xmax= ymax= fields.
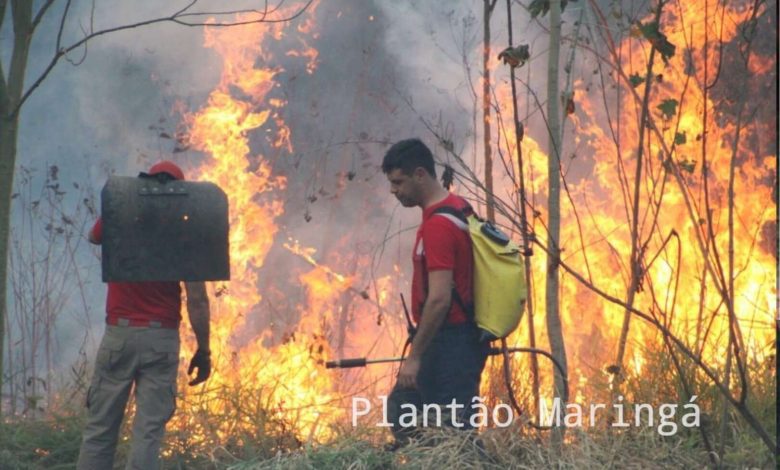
xmin=498 ymin=45 xmax=530 ymax=68
xmin=678 ymin=159 xmax=696 ymax=173
xmin=529 ymin=0 xmax=577 ymax=19
xmin=674 ymin=132 xmax=686 ymax=145
xmin=528 ymin=0 xmax=549 ymax=18
xmin=657 ymin=99 xmax=678 ymax=120
xmin=629 ymin=74 xmax=644 ymax=88
xmin=638 ymin=21 xmax=676 ymax=63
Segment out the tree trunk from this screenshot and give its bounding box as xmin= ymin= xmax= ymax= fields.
xmin=0 ymin=118 xmax=18 ymax=417
xmin=613 ymin=1 xmax=664 ymax=389
xmin=0 ymin=0 xmax=33 ymax=417
xmin=545 ymin=0 xmax=567 ymax=446
xmin=483 ymin=0 xmax=495 ymax=222
xmin=505 ymin=0 xmax=540 ymax=418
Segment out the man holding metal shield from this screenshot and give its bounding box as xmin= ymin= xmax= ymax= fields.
xmin=77 ymin=161 xmax=213 ymax=470
xmin=382 ymin=139 xmax=490 ymax=446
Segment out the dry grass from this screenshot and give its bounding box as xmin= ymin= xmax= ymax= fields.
xmin=227 ymin=424 xmax=775 ymax=470
xmin=0 ymin=342 xmax=774 ymax=469
xmin=0 ymin=407 xmax=775 ymax=469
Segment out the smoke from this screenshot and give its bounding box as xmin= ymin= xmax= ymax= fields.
xmin=6 ymin=0 xmax=513 ymax=381
xmin=9 ymin=0 xmax=774 ymax=409
xmin=5 ymin=0 xmax=560 ymax=386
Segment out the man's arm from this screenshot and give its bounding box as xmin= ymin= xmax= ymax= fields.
xmin=185 ymin=281 xmax=211 ymax=385
xmin=396 ymin=269 xmax=452 ymax=388
xmin=185 ymin=282 xmax=210 ymax=351
xmin=88 ymin=218 xmax=102 ymax=245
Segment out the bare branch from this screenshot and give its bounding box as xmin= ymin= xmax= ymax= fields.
xmin=704 ymin=1 xmax=728 ymax=91
xmin=170 ymin=0 xmax=312 ymax=26
xmin=0 ymin=0 xmax=7 ymax=34
xmin=543 ymin=239 xmax=777 ymax=454
xmin=0 ymin=54 xmax=7 ymax=112
xmin=427 ymin=124 xmax=765 ymax=450
xmin=55 ymin=0 xmax=74 ymax=54
xmin=30 ymin=0 xmax=55 ymax=32
xmin=7 ymin=0 xmax=315 ymax=119
xmin=587 ymin=0 xmax=733 ymax=313
xmin=64 ymin=1 xmax=92 ymax=67
xmin=505 ymin=0 xmax=540 ymax=419
xmin=644 ymin=254 xmax=718 ymax=466
xmin=173 ymin=0 xmax=198 ymax=17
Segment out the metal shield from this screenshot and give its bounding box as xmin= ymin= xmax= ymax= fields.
xmin=101 ymin=176 xmax=230 ymax=282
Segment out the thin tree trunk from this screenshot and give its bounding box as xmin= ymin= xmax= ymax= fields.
xmin=708 ymin=0 xmax=731 ymax=461
xmin=505 ymin=0 xmax=540 ymax=418
xmin=483 ymin=0 xmax=496 ymax=221
xmin=613 ymin=1 xmax=664 ymax=386
xmin=0 ymin=121 xmax=16 ymax=417
xmin=545 ymin=0 xmax=567 ymax=446
xmin=0 ymin=0 xmax=33 ymax=416
xmin=721 ymin=15 xmax=755 ymax=459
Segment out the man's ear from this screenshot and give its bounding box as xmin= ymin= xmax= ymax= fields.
xmin=412 ymin=167 xmax=427 ymax=180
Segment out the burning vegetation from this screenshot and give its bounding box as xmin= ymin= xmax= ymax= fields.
xmin=124 ymin=1 xmax=774 ymax=464
xmin=159 ymin=0 xmax=777 ymax=461
xmin=0 ymin=0 xmax=775 ymax=467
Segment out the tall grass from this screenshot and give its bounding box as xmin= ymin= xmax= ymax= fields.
xmin=0 ymin=334 xmax=774 ymax=468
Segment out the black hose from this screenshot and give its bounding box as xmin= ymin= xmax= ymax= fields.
xmin=491 ymin=343 xmax=569 ymax=430
xmin=327 ymin=335 xmax=570 ymax=431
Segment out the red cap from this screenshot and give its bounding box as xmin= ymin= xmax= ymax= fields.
xmin=148 ymin=160 xmax=185 ymax=181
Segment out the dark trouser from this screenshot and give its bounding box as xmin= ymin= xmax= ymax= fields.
xmin=388 ymin=322 xmax=489 ymax=443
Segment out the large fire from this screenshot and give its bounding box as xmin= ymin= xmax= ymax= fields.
xmin=487 ymin=0 xmax=775 ymax=409
xmin=165 ymin=2 xmax=404 ymax=452
xmin=162 ymin=0 xmax=773 ymax=452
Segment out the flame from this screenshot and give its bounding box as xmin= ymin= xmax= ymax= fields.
xmin=485 ymin=0 xmax=776 ymax=407
xmin=158 ymin=0 xmax=774 ymax=450
xmin=165 ymin=3 xmax=354 ymax=449
xmin=167 ymin=2 xmax=407 ymax=451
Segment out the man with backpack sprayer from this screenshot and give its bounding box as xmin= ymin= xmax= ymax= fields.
xmin=381 ymin=138 xmax=527 ymax=445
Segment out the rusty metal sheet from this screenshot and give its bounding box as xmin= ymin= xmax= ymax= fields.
xmin=101 ymin=176 xmax=230 ymax=282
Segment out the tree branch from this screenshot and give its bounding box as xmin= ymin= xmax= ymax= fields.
xmin=30 ymin=0 xmax=56 ymax=32
xmin=416 ymin=113 xmax=778 ymax=455
xmin=55 ymin=0 xmax=74 ymax=54
xmin=173 ymin=0 xmax=199 ymax=18
xmin=542 ymin=238 xmax=778 ymax=455
xmin=0 ymin=54 xmax=7 ymax=113
xmin=586 ymin=0 xmax=742 ymax=336
xmin=0 ymin=0 xmax=8 ymax=38
xmin=7 ymin=0 xmax=315 ymax=119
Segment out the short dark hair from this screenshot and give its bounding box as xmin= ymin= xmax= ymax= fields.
xmin=381 ymin=138 xmax=436 ymax=178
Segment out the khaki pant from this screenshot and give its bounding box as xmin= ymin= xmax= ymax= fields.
xmin=77 ymin=325 xmax=180 ymax=470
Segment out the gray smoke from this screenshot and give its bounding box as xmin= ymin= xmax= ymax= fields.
xmin=3 ymin=0 xmax=584 ymax=401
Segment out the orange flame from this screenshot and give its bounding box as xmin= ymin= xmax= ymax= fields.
xmin=486 ymin=0 xmax=776 ymax=406
xmin=164 ymin=0 xmax=774 ymax=450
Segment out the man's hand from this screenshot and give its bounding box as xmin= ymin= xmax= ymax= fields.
xmin=188 ymin=349 xmax=211 ymax=386
xmin=397 ymin=356 xmax=421 ymax=389
xmin=395 ymin=270 xmax=453 ymax=390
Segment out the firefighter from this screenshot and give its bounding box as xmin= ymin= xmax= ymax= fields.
xmin=382 ymin=139 xmax=490 ymax=446
xmin=77 ymin=161 xmax=212 ymax=470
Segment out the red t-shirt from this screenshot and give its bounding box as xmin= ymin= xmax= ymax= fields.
xmin=411 ymin=193 xmax=474 ymax=325
xmin=91 ymin=218 xmax=182 ymax=324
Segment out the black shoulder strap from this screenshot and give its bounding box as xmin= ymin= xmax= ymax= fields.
xmin=432 ymin=206 xmax=468 ymax=225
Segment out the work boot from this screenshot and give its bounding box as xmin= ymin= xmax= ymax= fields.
xmin=386 ymin=386 xmax=423 ymax=448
